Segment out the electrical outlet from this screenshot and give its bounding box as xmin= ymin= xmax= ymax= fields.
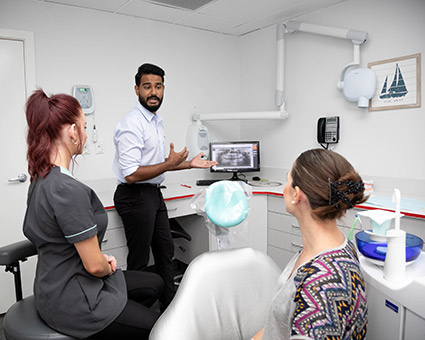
xmin=95 ymin=142 xmax=104 ymax=154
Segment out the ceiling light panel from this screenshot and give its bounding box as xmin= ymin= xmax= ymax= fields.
xmin=118 ymin=0 xmax=191 ymax=23
xmin=199 ymin=0 xmax=299 ymax=23
xmin=147 ymin=0 xmax=217 ymax=11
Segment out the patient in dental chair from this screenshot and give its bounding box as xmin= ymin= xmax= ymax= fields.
xmin=251 ymin=148 xmax=368 ymax=340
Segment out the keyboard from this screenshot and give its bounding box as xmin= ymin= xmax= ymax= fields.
xmin=196 ymin=179 xmax=222 ymax=186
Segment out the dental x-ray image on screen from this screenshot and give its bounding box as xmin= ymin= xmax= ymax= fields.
xmin=210 ymin=141 xmax=260 ymax=174
xmin=215 ymin=146 xmax=252 ymax=167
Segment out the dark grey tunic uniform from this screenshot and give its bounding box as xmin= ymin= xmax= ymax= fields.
xmin=23 ymin=166 xmax=127 ymax=339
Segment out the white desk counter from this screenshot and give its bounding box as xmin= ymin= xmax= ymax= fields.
xmin=96 ymin=180 xmax=285 ymax=209
xmin=92 ymin=179 xmax=285 ymax=268
xmin=92 ymin=175 xmax=425 ymax=219
xmin=90 ymin=178 xmax=425 ymax=270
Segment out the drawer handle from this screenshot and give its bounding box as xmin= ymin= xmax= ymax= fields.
xmin=167 ymin=207 xmax=178 ymax=212
xmin=102 ymin=239 xmax=108 ymax=244
xmin=291 ymin=224 xmax=300 ymax=229
xmin=291 ymin=241 xmax=303 ymax=248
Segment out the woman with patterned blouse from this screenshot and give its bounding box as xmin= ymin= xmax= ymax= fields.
xmin=251 ymin=148 xmax=368 ymax=340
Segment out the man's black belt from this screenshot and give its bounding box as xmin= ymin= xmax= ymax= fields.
xmin=119 ymin=182 xmax=162 ymax=188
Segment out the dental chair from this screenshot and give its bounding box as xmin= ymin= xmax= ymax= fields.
xmin=0 ymin=240 xmax=79 ymax=340
xmin=150 ymin=181 xmax=280 ymax=339
xmin=149 ymin=247 xmax=281 ymax=340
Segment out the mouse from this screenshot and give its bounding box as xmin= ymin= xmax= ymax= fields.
xmin=252 ymin=176 xmax=261 ymax=181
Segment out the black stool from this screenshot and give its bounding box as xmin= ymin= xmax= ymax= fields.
xmin=169 ymin=218 xmax=191 ymax=286
xmin=144 ymin=218 xmax=192 ymax=286
xmin=0 ymin=240 xmax=78 ymax=340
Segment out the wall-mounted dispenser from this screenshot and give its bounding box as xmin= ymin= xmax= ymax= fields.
xmin=72 ymin=85 xmax=94 ymax=115
xmin=186 ymin=119 xmax=210 ymax=160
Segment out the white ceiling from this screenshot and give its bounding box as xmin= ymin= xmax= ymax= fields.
xmin=37 ymin=0 xmax=347 ymax=36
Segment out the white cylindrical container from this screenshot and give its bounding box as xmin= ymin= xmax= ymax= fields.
xmin=384 ymin=229 xmax=406 ymax=282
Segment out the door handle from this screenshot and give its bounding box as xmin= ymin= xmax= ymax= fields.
xmin=8 ymin=173 xmax=28 ymax=183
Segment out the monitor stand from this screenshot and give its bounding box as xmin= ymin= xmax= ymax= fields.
xmin=228 ymin=172 xmax=247 ymax=183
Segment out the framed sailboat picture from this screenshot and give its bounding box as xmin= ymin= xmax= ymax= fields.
xmin=368 ymin=53 xmax=421 ymax=111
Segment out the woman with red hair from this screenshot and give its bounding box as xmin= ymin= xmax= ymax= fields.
xmin=23 ymin=89 xmax=163 ymax=339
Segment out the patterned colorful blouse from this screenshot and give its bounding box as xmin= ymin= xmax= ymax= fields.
xmin=263 ymin=240 xmax=368 ymax=340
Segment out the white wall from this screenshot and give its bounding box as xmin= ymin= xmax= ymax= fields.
xmin=240 ymin=0 xmax=425 ymax=190
xmin=1 ymin=0 xmax=424 ymax=192
xmin=0 ymin=0 xmax=242 ymax=181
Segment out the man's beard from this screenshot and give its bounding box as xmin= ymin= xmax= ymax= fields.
xmin=139 ymin=95 xmax=163 ymax=113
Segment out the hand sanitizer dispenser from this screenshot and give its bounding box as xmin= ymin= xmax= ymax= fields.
xmin=186 ymin=120 xmax=209 ymax=160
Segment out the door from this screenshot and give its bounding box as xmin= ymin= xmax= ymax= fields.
xmin=0 ymin=29 xmax=36 ymax=313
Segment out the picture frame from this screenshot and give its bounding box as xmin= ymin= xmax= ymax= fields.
xmin=368 ymin=53 xmax=421 ymax=111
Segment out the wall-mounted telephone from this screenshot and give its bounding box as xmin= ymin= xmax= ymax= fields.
xmin=317 ymin=116 xmax=340 ymax=145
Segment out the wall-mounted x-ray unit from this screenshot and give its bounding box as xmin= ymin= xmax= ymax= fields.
xmin=192 ymin=20 xmax=375 ymax=127
xmin=284 ymin=20 xmax=376 ymax=108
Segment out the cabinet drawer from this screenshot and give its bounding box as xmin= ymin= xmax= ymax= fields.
xmin=102 ymin=228 xmax=127 ymax=251
xmin=103 ymin=247 xmax=128 ymax=270
xmin=339 ymin=225 xmax=352 ymax=239
xmin=268 ymin=196 xmax=286 ymax=214
xmin=268 ymin=228 xmax=302 ymax=252
xmin=106 ymin=209 xmax=124 ymax=230
xmin=268 ymin=211 xmax=300 ymax=235
xmin=398 ymin=217 xmax=425 ymax=241
xmin=337 ymin=209 xmax=358 ymax=228
xmin=165 ymin=198 xmax=194 ymax=218
xmin=268 ymin=196 xmax=364 ymax=229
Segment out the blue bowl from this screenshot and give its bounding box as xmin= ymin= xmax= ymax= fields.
xmin=355 ymin=230 xmax=423 ymax=262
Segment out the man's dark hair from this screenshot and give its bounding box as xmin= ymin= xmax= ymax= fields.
xmin=135 ymin=63 xmax=165 ymax=86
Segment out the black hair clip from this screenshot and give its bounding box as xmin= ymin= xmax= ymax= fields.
xmin=329 ymin=179 xmax=364 ymax=209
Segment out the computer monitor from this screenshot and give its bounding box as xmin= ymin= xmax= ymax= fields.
xmin=210 ymin=141 xmax=260 ymax=181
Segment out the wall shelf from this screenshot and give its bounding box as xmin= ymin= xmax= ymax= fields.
xmin=193 ymin=111 xmax=288 ymax=121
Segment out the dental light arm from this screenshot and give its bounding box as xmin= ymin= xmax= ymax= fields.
xmin=337 ymin=44 xmax=360 ymax=89
xmin=285 ymin=21 xmax=369 ymax=89
xmin=191 ymin=23 xmax=289 ymax=122
xmin=285 ymin=21 xmax=368 ymax=43
xmin=193 ymin=21 xmax=371 ymax=122
xmin=276 ymin=23 xmax=285 ymax=111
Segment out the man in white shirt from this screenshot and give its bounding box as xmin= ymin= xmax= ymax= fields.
xmin=113 ymin=63 xmax=215 ymax=309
